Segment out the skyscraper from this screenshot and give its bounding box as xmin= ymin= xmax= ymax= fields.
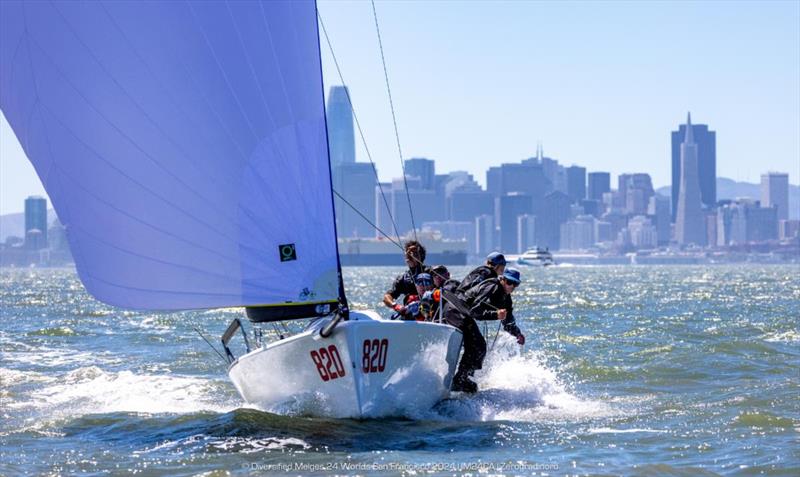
xmin=332 ymin=162 xmax=377 ymax=238
xmin=587 ymin=172 xmax=610 ymax=201
xmin=487 ymin=162 xmax=548 ymax=199
xmin=24 ymin=196 xmax=48 ymax=250
xmin=475 ymin=214 xmax=495 ymax=256
xmin=675 ymin=114 xmax=706 ymax=246
xmin=761 ymin=172 xmax=789 ymax=222
xmin=498 ymin=193 xmax=532 ymax=253
xmin=566 ymin=166 xmax=586 ymax=204
xmin=326 ymin=86 xmax=355 ymax=166
xmin=671 ymin=113 xmax=716 ymax=219
xmin=404 ymin=158 xmax=435 ymax=190
xmin=535 ymin=191 xmax=571 ymax=250
xmin=648 ymin=195 xmax=671 ymax=246
xmin=517 ymin=214 xmax=536 ymax=253
xmin=618 ymin=173 xmax=654 ymax=215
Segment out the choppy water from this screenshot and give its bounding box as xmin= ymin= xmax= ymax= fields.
xmin=1 ymin=265 xmax=798 ymax=476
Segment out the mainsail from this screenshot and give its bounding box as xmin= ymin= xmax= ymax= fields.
xmin=0 ymin=1 xmax=343 ymax=311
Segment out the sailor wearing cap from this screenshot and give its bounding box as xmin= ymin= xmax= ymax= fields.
xmin=444 ymin=267 xmax=526 ymax=393
xmin=391 ymin=272 xmax=434 ymax=321
xmin=456 ymin=252 xmax=507 ymax=295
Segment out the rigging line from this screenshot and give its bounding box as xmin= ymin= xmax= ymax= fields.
xmin=333 ymin=189 xmax=403 ymax=249
xmin=190 ymin=322 xmax=228 ymax=365
xmin=370 ymin=0 xmax=417 ymax=241
xmin=317 ymin=12 xmax=402 ymax=245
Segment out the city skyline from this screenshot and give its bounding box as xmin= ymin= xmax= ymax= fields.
xmin=2 ymin=1 xmax=798 ymax=214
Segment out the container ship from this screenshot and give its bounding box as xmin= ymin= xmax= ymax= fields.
xmin=338 ymin=237 xmax=468 ymax=266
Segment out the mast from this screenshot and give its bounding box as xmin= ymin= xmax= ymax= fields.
xmin=314 ymin=0 xmax=349 ymax=318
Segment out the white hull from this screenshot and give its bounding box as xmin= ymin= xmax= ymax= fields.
xmin=228 ymin=311 xmax=463 ymax=418
xmin=517 ymin=258 xmax=553 ymax=267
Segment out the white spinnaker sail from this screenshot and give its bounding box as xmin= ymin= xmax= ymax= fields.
xmin=0 ymin=1 xmax=341 ymax=310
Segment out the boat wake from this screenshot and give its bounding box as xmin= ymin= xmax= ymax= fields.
xmin=4 ymin=365 xmax=237 ymax=419
xmin=429 ymin=334 xmax=613 ymax=422
xmin=3 ymin=336 xmax=607 ymax=427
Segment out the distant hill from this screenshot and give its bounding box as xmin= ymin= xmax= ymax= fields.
xmin=655 ymin=178 xmax=799 ymax=220
xmin=0 ymin=209 xmax=58 ymax=242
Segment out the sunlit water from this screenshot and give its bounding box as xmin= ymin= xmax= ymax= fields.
xmin=1 ymin=265 xmax=798 ymax=476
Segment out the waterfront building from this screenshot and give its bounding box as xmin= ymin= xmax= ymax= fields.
xmin=626 ymin=188 xmax=648 ymax=215
xmin=602 ymin=210 xmax=629 ymax=244
xmin=498 ymin=193 xmax=533 ymax=253
xmin=560 ymin=215 xmax=595 ymax=250
xmin=566 ymin=166 xmax=586 ymax=204
xmin=648 ymin=195 xmax=671 ymax=246
xmin=628 ymin=215 xmax=658 ymax=249
xmin=588 ymin=172 xmax=611 ymax=202
xmin=333 ymin=162 xmax=378 ymax=238
xmin=717 ymin=202 xmax=735 ymax=246
xmin=475 ymin=214 xmax=495 ymax=256
xmin=780 ymin=220 xmax=800 ymax=240
xmin=705 ymin=212 xmax=718 ymax=248
xmin=602 ymin=191 xmax=625 ymax=212
xmin=717 ymin=200 xmax=778 ymax=245
xmin=487 ymin=162 xmax=548 ymax=199
xmin=746 ymin=204 xmax=778 ymax=242
xmin=392 ymin=187 xmax=441 ymax=235
xmin=24 ymin=196 xmax=47 ymax=250
xmin=517 ymin=214 xmax=537 ymax=253
xmin=675 ymin=114 xmax=706 ymax=246
xmin=595 ymin=220 xmax=613 ymax=243
xmin=618 ymin=173 xmax=654 ymax=215
xmin=326 ymin=86 xmax=355 ymax=166
xmin=535 ymin=191 xmax=571 ymax=250
xmin=375 ymin=182 xmax=393 ymax=238
xmin=537 ymin=153 xmax=567 ymax=194
xmin=761 ymin=172 xmax=789 ymax=222
xmin=730 ymin=202 xmax=748 ymax=245
xmin=447 ymin=188 xmax=494 ymax=222
xmin=405 ymin=158 xmax=436 ymax=190
xmin=671 ymin=114 xmax=716 ymax=218
xmin=581 ymin=199 xmax=601 ymax=217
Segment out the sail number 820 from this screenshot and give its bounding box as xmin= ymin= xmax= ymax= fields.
xmin=362 ymin=338 xmax=388 ymax=373
xmin=310 ymin=345 xmax=346 ymax=382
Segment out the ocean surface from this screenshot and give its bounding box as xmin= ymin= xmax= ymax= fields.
xmin=1 ymin=265 xmax=798 ymax=476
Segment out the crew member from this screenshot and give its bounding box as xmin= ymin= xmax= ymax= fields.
xmin=457 ymin=252 xmax=506 ymax=295
xmin=426 ymin=265 xmax=460 ymax=322
xmin=431 ymin=265 xmax=460 ymax=294
xmin=383 ymin=240 xmax=428 ymax=314
xmin=391 ymin=272 xmax=435 ymax=321
xmin=444 ymin=268 xmax=526 ymax=393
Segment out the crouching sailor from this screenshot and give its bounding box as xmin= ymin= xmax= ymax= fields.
xmin=444 ymin=268 xmax=526 ymax=393
xmin=457 ymin=251 xmax=506 ymax=294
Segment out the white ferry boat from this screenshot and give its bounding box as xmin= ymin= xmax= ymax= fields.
xmin=517 ymin=247 xmax=555 ymax=267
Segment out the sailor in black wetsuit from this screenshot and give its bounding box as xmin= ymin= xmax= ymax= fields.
xmin=423 ymin=265 xmax=460 ymax=322
xmin=457 ymin=252 xmax=507 ymax=295
xmin=431 ymin=265 xmax=460 ymax=295
xmin=383 ymin=240 xmax=428 ymax=314
xmin=444 ymin=268 xmax=526 ymax=393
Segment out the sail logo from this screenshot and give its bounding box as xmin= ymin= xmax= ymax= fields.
xmin=299 ymin=287 xmax=317 ymax=301
xmin=278 ymin=243 xmax=297 ymax=262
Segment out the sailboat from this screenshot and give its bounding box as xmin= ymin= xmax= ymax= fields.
xmin=0 ymin=0 xmax=462 ymax=418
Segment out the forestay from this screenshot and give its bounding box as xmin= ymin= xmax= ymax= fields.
xmin=0 ymin=1 xmax=341 ymax=310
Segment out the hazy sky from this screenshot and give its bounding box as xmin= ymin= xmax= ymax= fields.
xmin=2 ymin=0 xmax=798 ymax=214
